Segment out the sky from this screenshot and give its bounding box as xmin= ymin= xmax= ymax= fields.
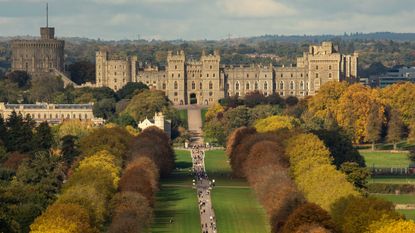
xmin=0 ymin=0 xmax=414 ymax=40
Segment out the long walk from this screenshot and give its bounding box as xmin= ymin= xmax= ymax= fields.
xmin=187 ymin=106 xmax=218 ymax=233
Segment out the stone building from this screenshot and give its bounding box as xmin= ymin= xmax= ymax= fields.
xmin=11 ymin=26 xmax=65 ymax=77
xmin=0 ymin=102 xmax=104 ymax=125
xmin=95 ymin=41 xmax=358 ymax=105
xmin=138 ymin=112 xmax=171 ymax=137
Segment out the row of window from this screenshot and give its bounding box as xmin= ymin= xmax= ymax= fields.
xmin=14 ymin=112 xmax=91 ymax=120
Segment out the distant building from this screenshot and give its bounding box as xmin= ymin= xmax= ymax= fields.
xmin=138 ymin=112 xmax=171 ymax=137
xmin=0 ymin=102 xmax=104 ymax=125
xmin=369 ymin=67 xmax=415 ymax=88
xmin=95 ymin=42 xmax=358 ymax=104
xmin=10 ymin=5 xmax=76 ymax=87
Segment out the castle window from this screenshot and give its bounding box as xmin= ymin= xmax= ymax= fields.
xmin=235 ymin=82 xmax=240 ymax=91
xmin=291 ymin=73 xmax=293 ymax=78
xmin=246 ymin=82 xmax=250 ymax=90
xmin=175 ymin=65 xmax=177 ymax=69
xmin=207 ymin=74 xmax=209 ymax=78
xmin=192 ymin=82 xmax=195 ymax=90
xmin=200 ymin=74 xmax=202 ymax=77
xmin=316 ymin=65 xmax=319 ymax=70
xmin=329 ymin=65 xmax=332 ymax=70
xmin=290 ymin=81 xmax=294 ymax=90
xmin=174 ymin=92 xmax=178 ymax=96
xmin=174 ymin=81 xmax=178 ymax=89
xmin=114 ymin=86 xmax=118 ymax=91
xmin=55 ymin=114 xmax=58 ymax=118
xmin=209 ymin=82 xmax=213 ymax=90
xmin=162 ymin=83 xmax=166 ymax=89
xmin=265 ymin=74 xmax=267 ymax=78
xmin=300 ymin=81 xmax=304 ymax=90
xmin=114 ymin=79 xmax=117 ymax=83
xmin=178 ymin=73 xmax=181 ymax=78
xmin=264 ymin=82 xmax=268 ymax=90
xmin=329 ymin=73 xmax=332 ymax=78
xmin=213 ymin=73 xmax=215 ymax=77
xmin=236 ymin=92 xmax=240 ymax=97
xmin=209 ymin=92 xmax=213 ymax=96
xmin=255 ymin=82 xmax=258 ymax=90
xmin=247 ymin=74 xmax=249 ymax=78
xmin=301 ymin=73 xmax=303 ymax=78
xmin=210 ymin=65 xmax=212 ymax=69
xmin=281 ymin=73 xmax=283 ymax=78
xmin=280 ymin=81 xmax=284 ymax=90
xmin=192 ymin=73 xmax=195 ymax=77
xmin=200 ymin=82 xmax=203 ymax=89
xmin=316 ymin=73 xmax=319 ymax=78
xmin=172 ymin=74 xmax=174 ymax=78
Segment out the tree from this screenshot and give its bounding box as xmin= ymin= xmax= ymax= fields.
xmin=307 ymin=81 xmax=348 ymax=119
xmin=387 ymin=109 xmax=404 ymax=150
xmin=380 ymin=82 xmax=415 ymax=125
xmin=30 ymin=203 xmax=96 ymax=233
xmin=330 ymin=196 xmax=402 ymax=233
xmin=248 ymin=105 xmax=282 ymax=124
xmin=281 ymin=203 xmax=338 ymax=233
xmin=366 ymin=103 xmax=384 ymax=151
xmin=122 ymin=90 xmax=170 ymax=122
xmin=116 ymin=82 xmax=149 ymax=100
xmin=223 ymin=106 xmax=251 ymax=136
xmin=93 ymin=98 xmax=116 ymax=119
xmin=369 ymin=219 xmax=415 ymax=233
xmin=61 ymin=135 xmax=80 ymax=166
xmin=243 ymin=91 xmax=267 ymax=107
xmin=5 ymin=70 xmax=31 ymax=88
xmin=109 ymin=192 xmax=153 ymax=233
xmin=57 ymin=119 xmax=92 ymax=139
xmin=205 ymin=103 xmax=224 ymax=122
xmin=203 ymin=118 xmax=226 ymax=146
xmin=67 ymin=60 xmax=96 ymax=85
xmin=118 ymin=165 xmax=156 ymax=205
xmin=33 ymin=122 xmax=54 ymax=151
xmin=340 ymin=162 xmax=370 ymax=193
xmin=29 ymin=75 xmax=64 ymax=102
xmin=5 ymin=112 xmax=35 ymax=153
xmin=254 ymin=115 xmax=300 ymax=133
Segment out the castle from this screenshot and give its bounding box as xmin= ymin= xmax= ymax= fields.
xmin=96 ymin=42 xmax=358 ymax=105
xmin=137 ymin=112 xmax=171 ymax=137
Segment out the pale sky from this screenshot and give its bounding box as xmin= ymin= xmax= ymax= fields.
xmin=0 ymin=0 xmax=414 ymax=40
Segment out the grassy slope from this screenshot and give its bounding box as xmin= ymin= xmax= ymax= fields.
xmin=177 ymin=109 xmax=188 ymax=129
xmin=152 ymin=150 xmax=200 ymax=233
xmin=360 ymin=151 xmax=411 ymax=168
xmin=205 ymin=150 xmax=270 ymax=233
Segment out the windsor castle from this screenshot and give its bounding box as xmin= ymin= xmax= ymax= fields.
xmin=96 ymin=42 xmax=358 ymax=105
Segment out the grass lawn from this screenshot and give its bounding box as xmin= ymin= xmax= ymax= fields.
xmin=368 ymin=176 xmax=415 ymax=184
xmin=360 ymin=151 xmax=411 ymax=168
xmin=372 ymin=194 xmax=415 ymax=205
xmin=398 ymin=210 xmax=415 ymax=220
xmin=205 ymin=149 xmax=270 ymax=232
xmin=177 ymin=109 xmax=188 ymax=129
xmin=152 ymin=149 xmax=200 ymax=233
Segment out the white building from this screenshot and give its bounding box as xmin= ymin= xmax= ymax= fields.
xmin=0 ymin=102 xmax=104 ymax=125
xmin=138 ymin=112 xmax=171 ymax=137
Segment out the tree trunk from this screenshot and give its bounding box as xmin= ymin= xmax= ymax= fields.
xmin=393 ymin=142 xmax=397 ymax=151
xmin=372 ymin=142 xmax=375 ymax=151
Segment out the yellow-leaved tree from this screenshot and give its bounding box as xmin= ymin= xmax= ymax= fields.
xmin=368 ymin=218 xmax=415 ymax=233
xmin=254 ymin=115 xmax=300 ymax=133
xmin=336 ymin=84 xmax=385 ymax=143
xmin=205 ymin=103 xmax=224 ymax=122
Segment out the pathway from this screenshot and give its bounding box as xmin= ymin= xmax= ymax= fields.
xmin=187 ymin=106 xmax=218 ymax=233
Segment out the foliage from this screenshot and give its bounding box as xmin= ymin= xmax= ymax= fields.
xmin=366 ymin=103 xmax=384 ymax=150
xmin=4 ymin=70 xmax=31 ymax=89
xmin=380 ymin=82 xmax=415 ymax=126
xmin=29 ymin=76 xmax=64 ymax=102
xmin=122 ymin=90 xmax=170 ymax=122
xmin=67 ymin=60 xmax=96 ymax=85
xmin=386 ymin=109 xmax=404 ymax=150
xmin=254 ymin=115 xmax=300 ymax=133
xmin=57 ymin=119 xmax=92 ymax=139
xmin=330 ymin=196 xmax=403 ymax=233
xmin=93 ymin=98 xmax=116 ymax=119
xmin=368 ymin=219 xmax=415 ymax=233
xmin=307 ymin=81 xmax=348 ymax=119
xmin=281 ymin=203 xmax=337 ymax=233
xmin=61 ymin=135 xmax=80 ymax=165
xmin=203 ymin=118 xmax=227 ymax=145
xmin=205 ymin=103 xmax=224 ymax=122
xmin=30 ymin=203 xmax=96 ymax=233
xmin=109 ymin=192 xmax=153 ymax=233
xmin=340 ymin=162 xmax=370 ymax=192
xmin=4 ymin=111 xmax=35 ymax=153
xmin=116 ymin=82 xmax=148 ymax=100
xmin=33 ymin=122 xmax=54 ymax=151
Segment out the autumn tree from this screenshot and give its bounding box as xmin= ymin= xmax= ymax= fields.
xmin=116 ymin=82 xmax=149 ymax=100
xmin=122 ymin=90 xmax=170 ymax=122
xmin=57 ymin=119 xmax=92 ymax=139
xmin=281 ymin=203 xmax=338 ymax=233
xmin=366 ymin=103 xmax=384 ymax=151
xmin=109 ymin=192 xmax=153 ymax=233
xmin=387 ymin=109 xmax=404 ymax=150
xmin=368 ymin=218 xmax=415 ymax=233
xmin=254 ymin=115 xmax=300 ymax=133
xmin=205 ymin=103 xmax=224 ymax=122
xmin=30 ymin=203 xmax=96 ymax=233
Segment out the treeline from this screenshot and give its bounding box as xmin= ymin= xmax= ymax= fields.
xmin=226 ymin=127 xmax=414 ymax=233
xmin=29 ymin=125 xmax=175 ymax=233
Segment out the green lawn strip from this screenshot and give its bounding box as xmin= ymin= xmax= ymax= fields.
xmin=152 ymin=149 xmax=200 ymax=233
xmin=205 ymin=149 xmax=270 ymax=232
xmin=368 ymin=176 xmax=415 ymax=184
xmin=371 ymin=194 xmax=415 ymax=205
xmin=201 ymin=108 xmax=208 ymax=127
xmin=177 ymin=109 xmax=188 ymax=129
xmin=212 ymin=187 xmax=270 ymax=233
xmin=360 ymin=151 xmax=411 ymax=168
xmin=152 ymin=187 xmax=200 ymax=233
xmin=398 ymin=210 xmax=415 ymax=221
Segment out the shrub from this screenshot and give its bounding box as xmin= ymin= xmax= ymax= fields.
xmin=254 ymin=115 xmax=300 ymax=133
xmin=367 ymin=183 xmax=415 ymax=194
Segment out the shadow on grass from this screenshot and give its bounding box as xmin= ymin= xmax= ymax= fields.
xmin=176 ymin=161 xmax=192 ymax=169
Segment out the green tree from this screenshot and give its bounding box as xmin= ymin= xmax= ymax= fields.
xmin=29 ymin=76 xmax=64 ymax=102
xmin=33 ymin=122 xmax=54 ymax=151
xmin=116 ymin=82 xmax=148 ymax=100
xmin=5 ymin=70 xmax=31 ymax=89
xmin=387 ymin=109 xmax=404 ymax=150
xmin=122 ymin=90 xmax=170 ymax=122
xmin=93 ymin=98 xmax=116 ymax=119
xmin=61 ymin=135 xmax=80 ymax=166
xmin=340 ymin=162 xmax=370 ymax=193
xmin=5 ymin=112 xmax=35 ymax=153
xmin=67 ymin=60 xmax=96 ymax=85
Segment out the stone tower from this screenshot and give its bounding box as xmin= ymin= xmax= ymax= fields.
xmin=11 ymin=4 xmax=65 ymax=77
xmin=200 ymin=49 xmax=223 ymax=105
xmin=167 ymin=50 xmax=186 ymax=105
xmin=154 ymin=112 xmax=165 ymax=131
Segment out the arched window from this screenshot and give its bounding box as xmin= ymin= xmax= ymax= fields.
xmin=279 ymin=81 xmax=284 ymax=90
xmin=209 ymin=81 xmax=213 ymax=90
xmin=192 ymin=81 xmax=195 ymax=90
xmin=255 ymin=81 xmax=258 ymax=90
xmin=290 ymin=81 xmax=294 ymax=90
xmin=329 ymin=65 xmax=332 ymax=70
xmin=162 ymin=82 xmax=166 ymax=89
xmin=174 ymin=81 xmax=178 ymax=89
xmin=200 ymin=82 xmax=203 ymax=89
xmin=316 ymin=73 xmax=319 ymax=78
xmin=235 ymin=82 xmax=240 ymax=91
xmin=300 ymin=81 xmax=304 ymax=90
xmin=246 ymin=82 xmax=250 ymax=90
xmin=329 ymin=73 xmax=332 ymax=78
xmin=264 ymin=81 xmax=268 ymax=90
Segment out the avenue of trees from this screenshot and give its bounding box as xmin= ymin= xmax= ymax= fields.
xmin=226 ymin=126 xmax=414 ymax=233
